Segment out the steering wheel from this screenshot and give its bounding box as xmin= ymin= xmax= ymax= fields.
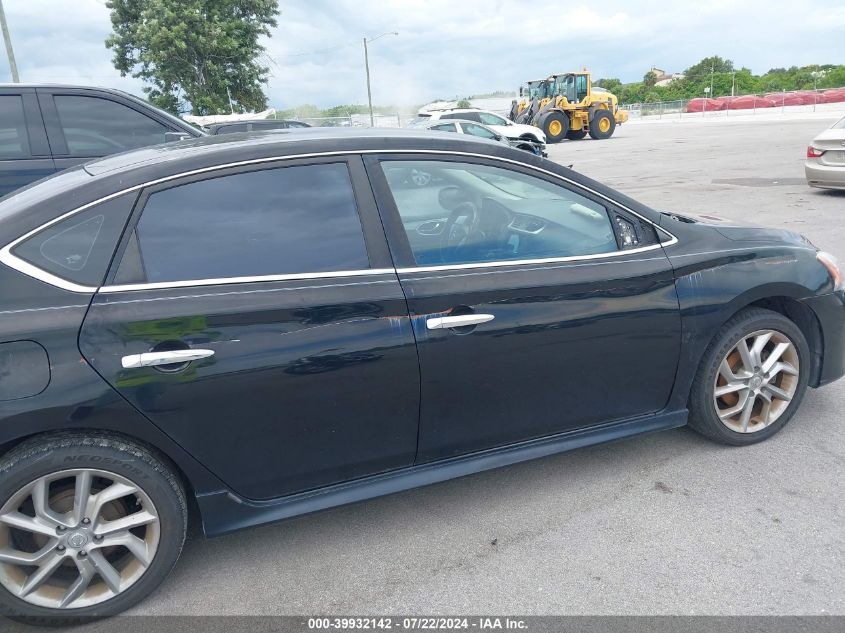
xmin=440 ymin=201 xmax=480 ymax=263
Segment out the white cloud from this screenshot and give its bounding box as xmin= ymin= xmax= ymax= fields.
xmin=1 ymin=0 xmax=843 ymax=110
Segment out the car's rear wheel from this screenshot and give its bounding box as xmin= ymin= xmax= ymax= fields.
xmin=0 ymin=433 xmax=187 ymax=624
xmin=688 ymin=308 xmax=809 ymax=445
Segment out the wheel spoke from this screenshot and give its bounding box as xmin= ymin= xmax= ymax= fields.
xmin=719 ymin=359 xmax=738 ymax=382
xmin=736 ymin=338 xmax=756 ymax=373
xmin=749 ymin=331 xmax=774 ymax=366
xmin=30 ymin=478 xmax=65 ymax=526
xmin=764 ymin=383 xmax=792 ymax=402
xmin=86 ymin=482 xmax=138 ymax=521
xmin=0 ymin=542 xmax=57 ymax=565
xmin=19 ymin=552 xmax=64 ymax=597
xmin=88 ymin=549 xmax=122 ymax=595
xmin=739 ymin=393 xmax=757 ymax=432
xmin=718 ymin=389 xmax=750 ymax=420
xmin=59 ymin=558 xmax=95 ymax=608
xmin=0 ymin=511 xmax=59 ymax=538
xmin=97 ymin=531 xmax=152 ymax=567
xmin=758 ymin=395 xmax=773 ymax=427
xmin=94 ymin=509 xmax=157 ymax=538
xmin=770 ymin=361 xmax=799 ymax=377
xmin=761 ymin=342 xmax=790 ymax=374
xmin=715 ymin=381 xmax=747 ymax=397
xmin=72 ymin=471 xmax=93 ymax=525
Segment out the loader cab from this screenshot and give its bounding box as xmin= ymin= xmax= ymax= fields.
xmin=552 ymin=73 xmax=590 ymax=103
xmin=521 ymin=80 xmax=550 ymax=100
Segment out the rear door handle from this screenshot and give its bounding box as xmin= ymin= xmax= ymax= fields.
xmin=121 ymin=349 xmax=215 ymax=369
xmin=426 ymin=314 xmax=495 ymax=330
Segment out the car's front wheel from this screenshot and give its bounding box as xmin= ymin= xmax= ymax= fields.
xmin=0 ymin=433 xmax=187 ymax=624
xmin=688 ymin=308 xmax=810 ymax=445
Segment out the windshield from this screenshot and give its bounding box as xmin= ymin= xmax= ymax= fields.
xmin=526 ymin=82 xmax=548 ymax=99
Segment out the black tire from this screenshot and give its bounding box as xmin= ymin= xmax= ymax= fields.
xmin=688 ymin=308 xmax=810 ymax=446
xmin=566 ymin=129 xmax=588 ymax=140
xmin=588 ymin=109 xmax=615 ymax=139
xmin=538 ymin=111 xmax=568 ymax=143
xmin=0 ymin=433 xmax=187 ymax=625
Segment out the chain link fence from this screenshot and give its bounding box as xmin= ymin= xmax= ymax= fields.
xmin=622 ymin=88 xmax=845 ymax=119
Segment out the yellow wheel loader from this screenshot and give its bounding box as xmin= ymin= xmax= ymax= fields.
xmin=510 ymin=71 xmax=628 ymax=143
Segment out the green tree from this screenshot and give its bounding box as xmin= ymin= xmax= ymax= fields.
xmin=106 ymin=0 xmax=279 ymax=115
xmin=456 ymin=98 xmax=472 ymax=108
xmin=594 ymin=78 xmax=622 ymax=92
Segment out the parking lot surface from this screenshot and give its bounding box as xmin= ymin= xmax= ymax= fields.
xmin=106 ymin=115 xmax=842 ymax=618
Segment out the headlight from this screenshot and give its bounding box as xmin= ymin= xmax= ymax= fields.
xmin=817 ymin=251 xmax=843 ymax=290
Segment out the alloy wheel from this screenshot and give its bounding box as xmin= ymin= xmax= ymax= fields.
xmin=713 ymin=329 xmax=800 ymax=433
xmin=0 ymin=469 xmax=160 ymax=610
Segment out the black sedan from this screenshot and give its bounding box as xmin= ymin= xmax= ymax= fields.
xmin=0 ymin=129 xmax=842 ymax=622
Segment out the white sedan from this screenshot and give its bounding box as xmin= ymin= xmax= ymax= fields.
xmin=418 ymin=107 xmax=546 ymax=145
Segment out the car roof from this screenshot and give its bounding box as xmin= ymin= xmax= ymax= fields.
xmin=82 ymin=127 xmax=511 ymax=177
xmin=207 ymin=119 xmax=302 ymax=129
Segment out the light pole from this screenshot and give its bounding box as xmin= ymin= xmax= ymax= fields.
xmin=0 ymin=0 xmax=19 ymax=83
xmin=363 ymin=31 xmax=398 ymax=127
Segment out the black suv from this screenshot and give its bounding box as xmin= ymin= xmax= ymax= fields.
xmin=0 ymin=85 xmax=203 ymax=197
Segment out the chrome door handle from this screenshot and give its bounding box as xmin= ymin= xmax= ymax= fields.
xmin=121 ymin=349 xmax=215 ymax=369
xmin=426 ymin=314 xmax=495 ymax=330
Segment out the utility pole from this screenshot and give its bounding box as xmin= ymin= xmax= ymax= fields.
xmin=0 ymin=0 xmax=20 ymax=83
xmin=709 ymin=62 xmax=714 ymax=98
xmin=363 ymin=37 xmax=373 ymax=127
xmin=362 ymin=31 xmax=397 ymax=128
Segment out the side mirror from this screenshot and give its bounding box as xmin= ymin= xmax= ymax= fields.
xmin=164 ymin=131 xmax=192 ymax=143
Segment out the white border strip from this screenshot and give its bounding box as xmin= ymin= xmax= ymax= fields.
xmin=0 ymin=149 xmax=678 ymax=294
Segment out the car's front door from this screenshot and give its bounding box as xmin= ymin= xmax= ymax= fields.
xmin=80 ymin=157 xmax=420 ymax=500
xmin=368 ymin=155 xmax=682 ymax=462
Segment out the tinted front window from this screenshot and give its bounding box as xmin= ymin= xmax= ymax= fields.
xmin=0 ymin=96 xmax=30 ymax=159
xmin=53 ymin=96 xmax=169 ymax=156
xmin=134 ymin=163 xmax=369 ymax=283
xmin=12 ymin=193 xmax=137 ymax=286
xmin=381 ymin=160 xmax=617 ymax=266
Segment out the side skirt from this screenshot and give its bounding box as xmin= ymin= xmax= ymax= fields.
xmin=197 ymin=409 xmax=688 ymax=537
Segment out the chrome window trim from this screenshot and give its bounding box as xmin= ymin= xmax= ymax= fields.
xmin=395 ymin=243 xmax=667 ymax=274
xmin=0 ymin=148 xmax=677 ymax=293
xmin=101 ymin=269 xmax=396 ymax=293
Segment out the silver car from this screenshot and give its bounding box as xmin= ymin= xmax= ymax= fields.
xmin=806 ymin=116 xmax=845 ymax=190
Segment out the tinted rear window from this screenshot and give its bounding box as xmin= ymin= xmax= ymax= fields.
xmin=131 ymin=163 xmax=370 ymax=283
xmin=12 ymin=193 xmax=137 ymax=286
xmin=0 ymin=96 xmax=30 ymax=159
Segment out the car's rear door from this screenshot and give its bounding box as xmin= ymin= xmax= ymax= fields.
xmin=368 ymin=154 xmax=682 ymax=462
xmin=0 ymin=88 xmax=55 ymax=197
xmin=79 ymin=156 xmax=420 ymax=500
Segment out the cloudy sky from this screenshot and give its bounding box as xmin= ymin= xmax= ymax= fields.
xmin=1 ymin=0 xmax=844 ymax=109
